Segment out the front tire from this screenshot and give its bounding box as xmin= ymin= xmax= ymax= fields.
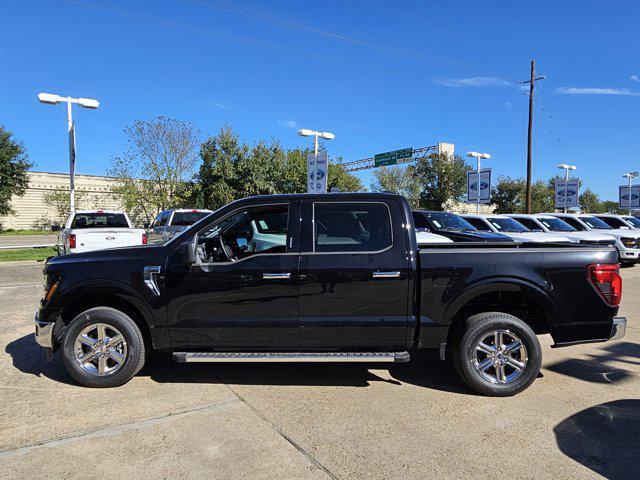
xmin=61 ymin=307 xmax=146 ymax=388
xmin=452 ymin=312 xmax=542 ymax=397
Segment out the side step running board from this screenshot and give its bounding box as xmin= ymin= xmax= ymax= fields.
xmin=173 ymin=351 xmax=410 ymax=363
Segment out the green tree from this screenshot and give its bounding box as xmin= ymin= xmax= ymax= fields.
xmin=600 ymin=200 xmax=625 ymax=214
xmin=0 ymin=126 xmax=33 ymax=217
xmin=370 ymin=165 xmax=420 ymax=208
xmin=579 ymin=188 xmax=602 ymax=213
xmin=413 ymin=152 xmax=471 ymax=210
xmin=492 ymin=176 xmax=555 ymax=213
xmin=109 ymin=116 xmax=200 ymax=225
xmin=492 ymin=176 xmax=526 ymax=213
xmin=193 ymin=126 xmax=362 ymax=209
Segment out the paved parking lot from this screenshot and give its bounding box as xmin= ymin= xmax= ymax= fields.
xmin=0 ymin=260 xmax=638 ymax=479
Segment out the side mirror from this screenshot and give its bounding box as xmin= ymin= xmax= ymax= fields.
xmin=179 ymin=241 xmax=196 ymax=264
xmin=50 ymin=225 xmax=61 ymax=232
xmin=143 ymin=222 xmax=150 ymax=229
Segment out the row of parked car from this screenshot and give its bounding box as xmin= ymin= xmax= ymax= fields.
xmin=55 ymin=206 xmax=640 ymax=265
xmin=414 ymin=211 xmax=640 ymax=264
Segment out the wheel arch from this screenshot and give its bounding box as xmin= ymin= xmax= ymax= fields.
xmin=443 ymin=278 xmax=560 ymax=348
xmin=56 ymin=281 xmax=157 ymax=350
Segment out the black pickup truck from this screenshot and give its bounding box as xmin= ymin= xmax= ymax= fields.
xmin=35 ymin=193 xmax=626 ymax=396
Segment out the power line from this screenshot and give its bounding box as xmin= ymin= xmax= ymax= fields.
xmin=58 ymin=0 xmax=337 ymax=61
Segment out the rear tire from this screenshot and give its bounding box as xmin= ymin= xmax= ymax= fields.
xmin=61 ymin=307 xmax=146 ymax=388
xmin=452 ymin=312 xmax=542 ymax=397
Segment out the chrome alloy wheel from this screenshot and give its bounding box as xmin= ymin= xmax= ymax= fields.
xmin=73 ymin=323 xmax=128 ymax=376
xmin=472 ymin=329 xmax=528 ymax=384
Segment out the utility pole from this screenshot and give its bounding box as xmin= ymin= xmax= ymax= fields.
xmin=518 ymin=61 xmax=546 ymax=213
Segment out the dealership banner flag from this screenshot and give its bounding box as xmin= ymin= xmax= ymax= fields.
xmin=554 ymin=178 xmax=579 ymax=209
xmin=467 ymin=169 xmax=491 ymax=204
xmin=619 ymin=185 xmax=640 ymax=209
xmin=307 ymin=150 xmax=328 ymax=194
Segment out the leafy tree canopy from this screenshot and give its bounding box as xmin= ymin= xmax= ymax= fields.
xmin=0 ymin=126 xmax=33 ymax=216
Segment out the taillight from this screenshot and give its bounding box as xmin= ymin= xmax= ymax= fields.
xmin=142 ymin=232 xmax=148 ymax=245
xmin=69 ymin=234 xmax=76 ymax=249
xmin=588 ymin=263 xmax=622 ymax=306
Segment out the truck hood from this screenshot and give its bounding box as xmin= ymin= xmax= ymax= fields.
xmin=47 ymin=243 xmax=159 ymax=265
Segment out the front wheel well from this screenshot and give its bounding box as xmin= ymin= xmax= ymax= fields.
xmin=59 ymin=294 xmax=151 ymax=349
xmin=446 ymin=290 xmax=553 ymax=349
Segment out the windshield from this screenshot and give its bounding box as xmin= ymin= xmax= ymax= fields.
xmin=581 ymin=216 xmax=612 ymax=229
xmin=172 ymin=211 xmax=210 ymax=226
xmin=422 ymin=212 xmax=477 ymax=231
xmin=72 ymin=213 xmax=129 ymax=229
xmin=487 ymin=217 xmax=529 ymax=233
xmin=537 ymin=217 xmax=576 ymax=232
xmin=623 ymin=216 xmax=640 ymax=228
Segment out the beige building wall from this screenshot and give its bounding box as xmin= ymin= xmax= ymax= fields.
xmin=0 ymin=171 xmax=123 ymax=230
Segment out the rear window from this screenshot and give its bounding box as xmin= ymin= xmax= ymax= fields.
xmin=72 ymin=213 xmax=129 ymax=229
xmin=171 ymin=211 xmax=210 ymax=226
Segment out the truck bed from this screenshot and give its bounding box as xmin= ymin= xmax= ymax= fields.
xmin=415 ymin=242 xmax=619 ymax=348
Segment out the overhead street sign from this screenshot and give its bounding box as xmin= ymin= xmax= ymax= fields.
xmin=374 ymin=148 xmax=413 ymax=167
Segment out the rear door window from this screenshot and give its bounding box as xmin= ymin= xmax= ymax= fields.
xmin=314 ymin=203 xmax=392 ymax=252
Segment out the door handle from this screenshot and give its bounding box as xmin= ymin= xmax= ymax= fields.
xmin=263 ymin=272 xmax=292 ymax=280
xmin=372 ymin=271 xmax=401 ymax=279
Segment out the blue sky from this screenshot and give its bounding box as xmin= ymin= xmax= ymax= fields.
xmin=1 ymin=0 xmax=639 ymax=200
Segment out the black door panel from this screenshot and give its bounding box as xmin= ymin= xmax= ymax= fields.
xmin=298 ymin=200 xmax=410 ymax=349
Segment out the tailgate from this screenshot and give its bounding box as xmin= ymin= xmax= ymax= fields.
xmin=73 ymin=229 xmax=144 ymax=252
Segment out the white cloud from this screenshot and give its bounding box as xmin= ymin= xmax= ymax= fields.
xmin=436 ymin=77 xmax=512 ymax=88
xmin=504 ymin=101 xmax=513 ymax=108
xmin=631 ymin=75 xmax=640 ymax=82
xmin=555 ymin=86 xmax=640 ymax=96
xmin=212 ymin=101 xmax=229 ymax=110
xmin=278 ymin=119 xmax=299 ymax=129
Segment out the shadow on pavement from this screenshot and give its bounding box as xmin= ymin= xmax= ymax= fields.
xmin=545 ymin=341 xmax=640 ymax=384
xmin=4 ymin=333 xmax=75 ymax=385
xmin=554 ymin=399 xmax=640 ymax=480
xmin=140 ymin=349 xmax=472 ymax=394
xmin=7 ymin=333 xmax=471 ymax=393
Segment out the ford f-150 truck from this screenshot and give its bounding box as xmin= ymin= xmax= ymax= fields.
xmin=35 ymin=193 xmax=627 ymax=396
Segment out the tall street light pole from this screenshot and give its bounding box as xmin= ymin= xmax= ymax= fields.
xmin=297 ymin=128 xmax=335 ymax=193
xmin=623 ymin=171 xmax=639 ymax=215
xmin=37 ymin=93 xmax=100 ymax=212
xmin=556 ymin=163 xmax=577 ymax=213
xmin=466 ymin=151 xmax=491 ymax=213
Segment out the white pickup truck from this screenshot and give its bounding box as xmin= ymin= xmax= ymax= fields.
xmin=57 ymin=210 xmax=147 ymax=255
